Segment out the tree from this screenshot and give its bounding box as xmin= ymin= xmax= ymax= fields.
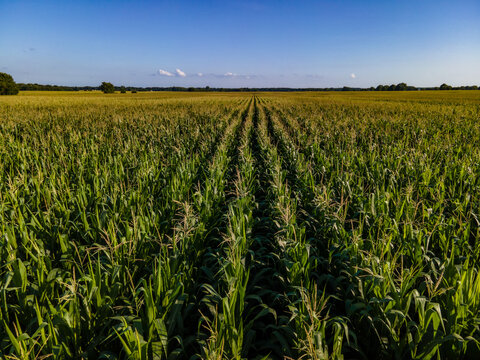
xmin=120 ymin=86 xmax=126 ymax=93
xmin=440 ymin=83 xmax=452 ymax=90
xmin=100 ymin=82 xmax=115 ymax=93
xmin=0 ymin=72 xmax=19 ymax=95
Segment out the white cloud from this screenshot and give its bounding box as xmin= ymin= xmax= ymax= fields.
xmin=176 ymin=68 xmax=186 ymax=77
xmin=158 ymin=69 xmax=174 ymax=76
xmin=197 ymin=72 xmax=203 ymax=77
xmin=350 ymin=73 xmax=356 ymax=79
xmin=224 ymin=72 xmax=236 ymax=77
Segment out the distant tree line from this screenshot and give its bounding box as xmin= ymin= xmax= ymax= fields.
xmin=374 ymin=83 xmax=417 ymax=91
xmin=0 ymin=74 xmax=477 ymax=94
xmin=4 ymin=70 xmax=480 ymax=94
xmin=372 ymin=83 xmax=478 ymax=91
xmin=17 ymin=83 xmax=99 ymax=91
xmin=18 ymin=83 xmax=479 ymax=93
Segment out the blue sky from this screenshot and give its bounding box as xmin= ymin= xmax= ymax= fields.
xmin=1 ymin=0 xmax=479 ymax=87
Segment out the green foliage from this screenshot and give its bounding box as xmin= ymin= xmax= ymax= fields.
xmin=0 ymin=72 xmax=19 ymax=95
xmin=0 ymin=91 xmax=480 ymax=358
xmin=100 ymin=81 xmax=115 ymax=93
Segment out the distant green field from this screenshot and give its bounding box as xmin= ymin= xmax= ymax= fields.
xmin=1 ymin=91 xmax=480 ymax=359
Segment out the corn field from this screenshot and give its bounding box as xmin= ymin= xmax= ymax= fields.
xmin=1 ymin=90 xmax=480 ymax=359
